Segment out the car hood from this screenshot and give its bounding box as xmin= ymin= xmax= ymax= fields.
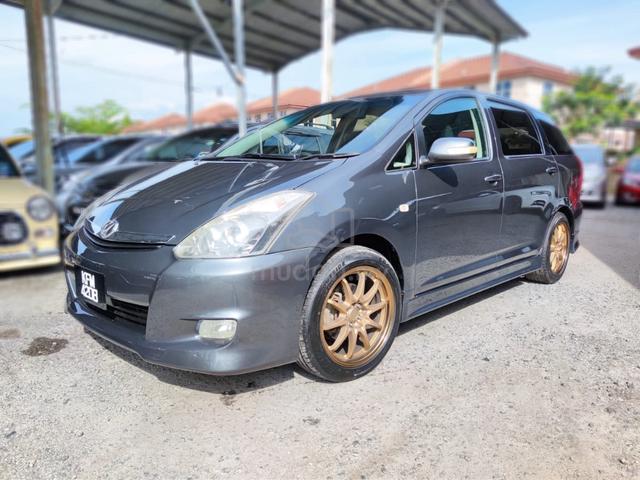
xmin=0 ymin=177 xmax=48 ymax=209
xmin=84 ymin=158 xmax=342 ymax=245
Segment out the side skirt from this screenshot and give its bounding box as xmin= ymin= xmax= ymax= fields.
xmin=403 ymin=255 xmax=542 ymax=322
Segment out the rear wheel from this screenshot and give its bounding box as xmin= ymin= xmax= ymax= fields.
xmin=525 ymin=212 xmax=571 ymax=284
xmin=298 ymin=246 xmax=401 ymax=382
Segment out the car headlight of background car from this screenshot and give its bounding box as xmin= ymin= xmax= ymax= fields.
xmin=174 ymin=190 xmax=314 ymax=259
xmin=27 ymin=195 xmax=55 ymax=221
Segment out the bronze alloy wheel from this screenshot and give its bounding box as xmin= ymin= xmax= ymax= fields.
xmin=549 ymin=222 xmax=570 ymax=274
xmin=320 ymin=266 xmax=396 ymax=368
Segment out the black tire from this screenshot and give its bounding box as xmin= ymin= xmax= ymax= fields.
xmin=525 ymin=212 xmax=571 ymax=284
xmin=297 ymin=246 xmax=401 ymax=382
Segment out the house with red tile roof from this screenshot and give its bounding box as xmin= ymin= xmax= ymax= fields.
xmin=123 ymin=113 xmax=186 ymax=134
xmin=191 ymin=102 xmax=237 ymax=127
xmin=341 ymin=52 xmax=577 ymax=109
xmin=246 ymin=87 xmax=320 ymax=123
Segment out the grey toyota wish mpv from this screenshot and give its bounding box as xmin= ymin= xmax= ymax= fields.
xmin=64 ymin=90 xmax=583 ymax=382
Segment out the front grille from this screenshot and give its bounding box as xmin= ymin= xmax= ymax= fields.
xmin=81 ymin=227 xmax=160 ymax=250
xmin=81 ymin=296 xmax=148 ymax=329
xmin=0 ymin=212 xmax=28 ymax=245
xmin=108 ymin=298 xmax=148 ymax=326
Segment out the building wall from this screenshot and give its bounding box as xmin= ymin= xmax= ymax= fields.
xmin=462 ymin=77 xmax=572 ymax=110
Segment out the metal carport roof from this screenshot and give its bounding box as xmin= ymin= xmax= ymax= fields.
xmin=5 ymin=0 xmax=526 ymax=194
xmin=2 ymin=0 xmax=526 ymax=72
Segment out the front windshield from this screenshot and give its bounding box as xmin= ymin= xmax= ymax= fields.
xmin=215 ymin=95 xmax=422 ymax=159
xmin=144 ymin=129 xmax=234 ymax=161
xmin=627 ymin=157 xmax=640 ymax=173
xmin=0 ymin=147 xmax=19 ymax=177
xmin=9 ymin=140 xmax=35 ymax=160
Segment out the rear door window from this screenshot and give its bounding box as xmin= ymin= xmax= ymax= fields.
xmin=490 ymin=103 xmax=542 ymax=156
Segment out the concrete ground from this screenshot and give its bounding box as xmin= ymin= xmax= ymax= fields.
xmin=1 ymin=204 xmax=639 ymax=479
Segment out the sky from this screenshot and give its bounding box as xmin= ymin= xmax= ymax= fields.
xmin=0 ymin=0 xmax=639 ymax=137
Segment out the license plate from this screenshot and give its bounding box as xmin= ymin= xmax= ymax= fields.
xmin=76 ymin=268 xmax=105 ymax=305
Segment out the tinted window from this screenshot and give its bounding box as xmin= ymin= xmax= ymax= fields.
xmin=54 ymin=139 xmax=99 ymax=165
xmin=147 ymin=130 xmax=234 ymax=161
xmin=76 ymin=139 xmax=138 ymax=164
xmin=0 ymin=146 xmax=19 ymax=177
xmin=216 ymin=95 xmax=423 ymax=159
xmin=490 ymin=104 xmax=541 ymax=156
xmin=540 ymin=121 xmax=572 ymax=155
xmin=421 ymin=97 xmax=487 ymax=159
xmin=387 ymin=135 xmax=415 ymax=171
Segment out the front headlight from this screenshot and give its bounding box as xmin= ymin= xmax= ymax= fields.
xmin=27 ymin=195 xmax=54 ymax=221
xmin=174 ymin=190 xmax=314 ymax=259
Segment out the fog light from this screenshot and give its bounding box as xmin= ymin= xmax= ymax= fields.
xmin=197 ymin=319 xmax=237 ymax=340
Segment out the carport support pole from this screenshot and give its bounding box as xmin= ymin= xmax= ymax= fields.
xmin=271 ymin=71 xmax=278 ymax=119
xmin=431 ymin=0 xmax=447 ymax=89
xmin=188 ymin=0 xmax=245 ymax=134
xmin=233 ymin=0 xmax=247 ymax=136
xmin=489 ymin=39 xmax=500 ymax=94
xmin=46 ymin=1 xmax=62 ymax=137
xmin=320 ymin=0 xmax=335 ymax=103
xmin=24 ymin=0 xmax=54 ymax=194
xmin=184 ymin=46 xmax=193 ymax=129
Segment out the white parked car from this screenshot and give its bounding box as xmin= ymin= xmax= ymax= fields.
xmin=572 ymin=144 xmax=607 ymax=208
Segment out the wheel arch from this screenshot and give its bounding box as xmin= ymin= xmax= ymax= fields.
xmin=555 ymin=204 xmax=574 ymax=234
xmin=326 ymin=233 xmax=405 ymax=291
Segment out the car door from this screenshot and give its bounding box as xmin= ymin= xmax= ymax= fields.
xmin=413 ymin=96 xmax=504 ymax=298
xmin=486 ymin=100 xmax=558 ymax=257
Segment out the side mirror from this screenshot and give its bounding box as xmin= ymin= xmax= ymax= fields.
xmin=423 ymin=137 xmax=478 ymax=166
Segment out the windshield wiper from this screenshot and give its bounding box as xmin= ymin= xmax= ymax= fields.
xmin=298 ymin=152 xmax=358 ymax=161
xmin=239 ymin=152 xmax=296 ymax=160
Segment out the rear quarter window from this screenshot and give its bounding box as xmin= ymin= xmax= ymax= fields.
xmin=490 ymin=103 xmax=542 ymax=156
xmin=540 ymin=121 xmax=572 ymax=155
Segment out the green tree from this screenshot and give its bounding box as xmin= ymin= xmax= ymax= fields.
xmin=62 ymin=100 xmax=133 ymax=134
xmin=543 ymin=67 xmax=639 ymax=140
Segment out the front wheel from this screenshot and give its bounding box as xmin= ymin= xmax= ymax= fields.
xmin=298 ymin=246 xmax=401 ymax=382
xmin=525 ymin=212 xmax=571 ymax=284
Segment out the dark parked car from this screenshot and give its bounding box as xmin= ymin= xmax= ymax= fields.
xmin=12 ymin=135 xmax=101 ymax=171
xmin=63 ymin=90 xmax=583 ymax=382
xmin=20 ymin=135 xmax=148 ymax=190
xmin=615 ymin=155 xmax=640 ymax=205
xmin=57 ymin=125 xmax=242 ymax=233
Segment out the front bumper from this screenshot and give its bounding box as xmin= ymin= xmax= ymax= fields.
xmin=580 ymin=179 xmax=606 ymax=203
xmin=64 ymin=229 xmax=318 ymax=375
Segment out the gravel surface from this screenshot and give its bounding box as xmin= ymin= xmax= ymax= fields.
xmin=1 ymin=205 xmax=639 ymax=479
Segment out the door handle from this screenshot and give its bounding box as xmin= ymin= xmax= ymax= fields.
xmin=546 ymin=166 xmax=558 ymax=175
xmin=484 ymin=174 xmax=502 ymax=184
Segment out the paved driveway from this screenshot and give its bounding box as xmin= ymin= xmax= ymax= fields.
xmin=1 ymin=205 xmax=639 ymax=479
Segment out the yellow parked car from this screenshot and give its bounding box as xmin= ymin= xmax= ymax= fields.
xmin=0 ymin=143 xmax=60 ymax=272
xmin=1 ymin=134 xmax=31 ymax=149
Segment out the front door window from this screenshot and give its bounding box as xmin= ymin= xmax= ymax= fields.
xmin=421 ymin=97 xmax=488 ymax=160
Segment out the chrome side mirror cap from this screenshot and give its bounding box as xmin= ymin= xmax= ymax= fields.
xmin=423 ymin=137 xmax=478 ymax=166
